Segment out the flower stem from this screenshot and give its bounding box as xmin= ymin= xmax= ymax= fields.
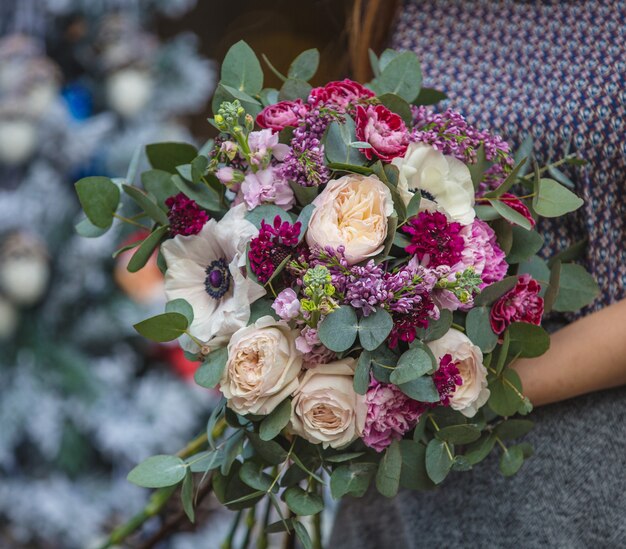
xmin=112 ymin=212 xmax=150 ymax=230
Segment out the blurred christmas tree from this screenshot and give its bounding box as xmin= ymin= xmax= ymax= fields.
xmin=0 ymin=3 xmax=221 ymax=547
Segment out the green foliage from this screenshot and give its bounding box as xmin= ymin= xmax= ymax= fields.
xmin=246 ymin=433 xmax=287 ymax=465
xmin=414 ymin=309 xmax=453 ymax=342
xmin=399 ymin=440 xmax=435 ymax=490
xmin=239 ymin=461 xmax=274 ymax=492
xmin=259 ymin=399 xmax=292 ymax=441
xmin=494 ymin=419 xmax=534 ymax=440
xmin=248 ymin=298 xmax=279 ymax=324
xmin=484 ymin=158 xmax=528 ymax=198
xmin=390 ymin=347 xmax=434 ymax=385
xmin=324 ymin=116 xmax=367 ymax=166
xmin=75 ymin=217 xmax=109 ymax=238
xmin=288 ymin=49 xmax=320 ymax=81
xmin=552 ymin=263 xmax=599 ymax=311
xmin=330 ymin=463 xmax=376 ymax=499
xmin=133 ymin=312 xmax=188 ymax=342
xmin=376 ymin=440 xmax=402 ymax=498
xmin=369 ymin=51 xmax=422 ymax=103
xmin=245 ymin=204 xmax=294 ymax=229
xmin=171 ymin=174 xmax=222 ymax=212
xmin=141 ymin=169 xmax=179 ymax=208
xmin=533 ymin=178 xmax=583 ymax=217
xmin=398 ymin=376 xmax=439 ymax=402
xmin=127 ymin=455 xmax=187 ymax=488
xmin=406 ymin=188 xmax=422 ymax=219
xmin=468 ymin=144 xmax=488 ymax=190
xmin=354 ymin=351 xmax=372 ymax=395
xmin=499 ymin=445 xmax=525 ymax=477
xmin=75 ymin=176 xmax=120 ymax=229
xmin=186 ymin=450 xmax=222 ymax=473
xmin=507 ymin=322 xmax=550 ymax=358
xmin=317 ymin=306 xmax=359 ymax=352
xmin=127 ymin=225 xmax=169 ymax=273
xmin=294 ymin=521 xmax=313 ymax=549
xmin=283 ymin=486 xmax=324 ymax=515
xmin=181 ymin=469 xmax=195 ymax=523
xmin=279 ymin=79 xmax=313 ymax=101
xmin=475 ymin=276 xmax=518 ymax=307
xmin=358 ymin=307 xmax=393 ymax=351
xmin=194 ymin=347 xmax=229 ymax=389
xmin=377 ymin=93 xmax=412 ymax=125
xmin=488 ymin=198 xmax=533 ymax=230
xmin=122 ymin=184 xmax=169 ymax=225
xmin=165 ymin=299 xmax=194 ymax=324
xmin=506 ymin=226 xmax=544 ymax=264
xmin=425 ymin=438 xmax=453 ymax=484
xmin=296 ymin=204 xmax=316 ymax=242
xmin=465 ymin=306 xmax=498 ymax=353
xmin=413 ymin=87 xmax=447 ymax=106
xmin=220 ymin=40 xmax=264 ymax=96
xmin=464 ymin=434 xmax=496 ymax=465
xmin=145 ymin=142 xmax=197 ymax=173
xmin=488 ymin=369 xmax=527 ymax=417
xmin=436 ymin=424 xmax=481 ymax=445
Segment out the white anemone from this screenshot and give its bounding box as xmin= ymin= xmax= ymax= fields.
xmin=161 ymin=204 xmax=265 ymax=351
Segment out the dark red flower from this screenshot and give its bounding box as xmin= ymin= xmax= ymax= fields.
xmin=433 ymin=354 xmax=463 ymax=406
xmin=490 ymin=274 xmax=544 ymax=334
xmin=402 ymin=211 xmax=465 ymax=267
xmin=165 ymin=193 xmax=209 ymax=236
xmin=256 ymin=99 xmax=306 ymax=132
xmin=355 ymin=104 xmax=408 ymax=161
xmin=308 ymin=79 xmax=375 ymax=111
xmin=500 ymin=193 xmax=536 ymax=228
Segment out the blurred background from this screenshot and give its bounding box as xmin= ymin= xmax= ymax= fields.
xmin=0 ymin=1 xmax=350 ymax=547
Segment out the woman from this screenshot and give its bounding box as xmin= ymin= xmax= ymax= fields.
xmin=332 ymin=1 xmax=626 ymax=547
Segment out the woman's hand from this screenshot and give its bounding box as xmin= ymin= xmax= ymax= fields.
xmin=512 ymin=298 xmax=626 ymax=407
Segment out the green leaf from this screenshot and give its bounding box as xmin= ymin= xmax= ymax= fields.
xmin=259 ymin=399 xmax=292 ymax=441
xmin=317 ymin=306 xmax=359 ymax=352
xmin=134 ymin=311 xmax=188 ymax=342
xmin=324 ymin=116 xmax=367 ymax=166
xmin=488 ymin=369 xmax=524 ymax=417
xmin=330 ymin=463 xmax=376 ymax=499
xmin=465 ymin=306 xmax=498 ymax=353
xmin=499 ymin=445 xmax=525 ymax=477
xmin=518 ymin=256 xmax=550 ymax=288
xmin=354 ymin=351 xmax=372 ymax=395
xmin=414 ymin=309 xmax=453 ymax=342
xmin=543 ymin=259 xmax=561 ymax=314
xmin=220 ymin=40 xmax=264 ymax=95
xmin=494 ymin=419 xmax=534 ymax=440
xmin=425 ymin=439 xmax=453 ymax=484
xmin=507 ymin=322 xmax=550 ymax=358
xmin=288 ymin=49 xmax=320 ymax=81
xmin=368 ymin=48 xmax=380 ymax=77
xmin=413 ymin=87 xmax=447 ymax=106
xmin=165 ymin=299 xmax=194 ymax=325
xmin=436 ymin=424 xmax=481 ymax=445
xmin=127 ymin=455 xmax=187 ymax=488
xmin=190 ymin=155 xmax=209 ymax=184
xmin=171 ymin=174 xmax=221 ymax=212
xmin=488 ymin=198 xmax=532 ymax=230
xmin=75 ymin=217 xmax=109 ymax=238
xmin=248 ymin=298 xmax=279 ymax=324
xmin=548 ymin=165 xmax=575 ymax=188
xmin=552 ymin=263 xmax=599 ymax=312
xmin=484 ymin=158 xmax=527 ymax=198
xmin=239 ymin=461 xmax=274 ymax=492
xmin=468 ymin=144 xmax=488 ymax=191
xmin=181 ymin=469 xmax=195 ymax=523
xmin=475 ymin=276 xmax=518 ymax=307
xmin=376 ymin=440 xmax=402 ymax=498
xmin=219 ymin=84 xmax=260 ymax=107
xmin=127 ymin=225 xmax=169 ymax=273
xmin=279 ymin=78 xmax=313 ymax=101
xmin=260 ymin=87 xmax=280 ymax=106
xmin=141 ymin=169 xmax=179 ymax=208
xmin=245 ymin=204 xmax=293 ymax=229
xmin=514 ymin=135 xmax=534 ymax=177
xmin=283 ymin=486 xmax=324 ymax=516
xmin=122 ymin=184 xmax=169 ymax=225
xmin=294 ymin=521 xmax=313 ymax=549
xmin=146 ymin=142 xmax=197 ymax=174
xmin=464 ymin=434 xmax=496 ymax=465
xmin=378 ymin=49 xmax=401 ymax=72
xmin=186 ymin=450 xmax=222 ymax=473
xmin=289 ymin=181 xmax=319 ymax=207
xmin=194 ymin=347 xmax=228 ymax=389
xmin=406 ymin=189 xmax=422 ymax=219
xmin=413 ymin=414 xmax=427 ymax=442
xmin=398 ymin=376 xmax=440 ymax=403
xmin=506 ymin=226 xmax=544 ymax=264
xmin=547 ymin=238 xmax=587 ymax=268
xmin=533 ymin=178 xmax=583 ymax=217
xmin=399 ymin=440 xmax=434 ymax=490
xmin=390 ymin=347 xmax=434 ymax=385
xmin=372 ymin=51 xmax=422 ymax=102
xmin=325 ymin=452 xmax=366 ymax=463
xmin=296 ymin=204 xmax=316 ymax=242
xmin=221 ymin=430 xmax=245 ymax=476
xmin=75 ymin=176 xmax=120 ymax=229
xmin=246 ymin=432 xmax=287 ymax=465
xmin=358 ymin=307 xmax=393 ymax=351
xmin=377 ymin=93 xmax=412 ymax=125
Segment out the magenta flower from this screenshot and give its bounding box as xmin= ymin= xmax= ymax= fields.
xmin=457 ymin=219 xmax=508 ymax=287
xmin=363 ymin=378 xmax=424 ymax=452
xmin=248 ymin=216 xmax=301 ymax=284
xmin=402 ymin=211 xmax=465 ymax=268
xmin=308 ymin=79 xmax=375 ymax=111
xmin=490 ymin=274 xmax=544 ymax=334
xmin=355 ymin=104 xmax=408 ymax=162
xmin=432 ymin=354 xmax=463 ymax=406
xmin=256 ymin=99 xmax=306 ymax=132
xmin=165 ymin=193 xmax=209 ymax=236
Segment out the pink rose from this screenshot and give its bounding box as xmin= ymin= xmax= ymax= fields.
xmin=308 ymin=79 xmax=375 ymax=111
xmin=500 ymin=193 xmax=536 ymax=228
xmin=355 ymin=104 xmax=408 ymax=162
xmin=256 ymin=100 xmax=305 ymax=132
xmin=272 ymin=288 xmax=300 ymax=321
xmin=363 ymin=378 xmax=423 ymax=452
xmin=490 ymin=274 xmax=544 ymax=334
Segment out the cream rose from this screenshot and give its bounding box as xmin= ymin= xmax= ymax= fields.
xmin=289 ymin=358 xmax=366 ymax=448
xmin=306 ymin=174 xmax=393 ymax=265
xmin=392 ymin=143 xmax=475 ymax=225
xmin=220 ymin=316 xmax=302 ymax=415
xmin=427 ymin=328 xmax=489 ymax=417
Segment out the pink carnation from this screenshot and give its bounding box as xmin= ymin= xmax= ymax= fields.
xmin=355 ymin=104 xmax=408 ymax=162
xmin=272 ymin=288 xmax=300 ymax=321
xmin=456 ymin=219 xmax=508 ymax=287
xmin=363 ymin=378 xmax=424 ymax=452
xmin=500 ymin=193 xmax=536 ymax=228
xmin=256 ymin=99 xmax=306 ymax=132
xmin=241 ymin=167 xmax=295 ymax=211
xmin=308 ymin=78 xmax=375 ymax=111
xmin=490 ymin=274 xmax=544 ymax=334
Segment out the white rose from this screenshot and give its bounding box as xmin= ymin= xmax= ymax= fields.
xmin=427 ymin=328 xmax=489 ymax=417
xmin=290 ymin=358 xmax=366 ymax=448
xmin=392 ymin=143 xmax=475 ymax=225
xmin=306 ymin=174 xmax=393 ymax=265
xmin=220 ymin=316 xmax=302 ymax=415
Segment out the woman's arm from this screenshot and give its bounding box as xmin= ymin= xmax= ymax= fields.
xmin=512 ymin=298 xmax=626 ymax=407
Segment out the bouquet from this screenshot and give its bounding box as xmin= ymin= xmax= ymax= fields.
xmin=75 ymin=41 xmax=598 ymax=548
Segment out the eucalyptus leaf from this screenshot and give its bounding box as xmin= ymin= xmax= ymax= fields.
xmin=330 ymin=463 xmax=376 ymax=499
xmin=294 ymin=521 xmax=313 ymax=549
xmin=399 ymin=440 xmax=434 ymax=490
xmin=259 ymin=399 xmax=292 ymax=441
xmin=354 ymin=351 xmax=372 ymax=395
xmin=507 ymin=322 xmax=550 ymax=358
xmin=375 ymin=440 xmax=402 ymax=498
xmin=165 ymin=299 xmax=194 ymax=325
xmin=220 ymin=40 xmax=264 ymax=95
xmin=499 ymin=445 xmax=525 ymax=477
xmin=194 ymin=347 xmax=229 ymax=389
xmin=425 ymin=439 xmax=453 ymax=484
xmin=533 ymin=178 xmax=583 ymax=217
xmin=465 ymin=306 xmax=498 ymax=353
xmin=317 ymin=306 xmax=359 ymax=352
xmin=390 ymin=347 xmax=433 ymax=385
xmin=75 ymin=176 xmax=120 ymax=229
xmin=127 ymin=225 xmax=169 ymax=273
xmin=552 ymin=263 xmax=599 ymax=312
xmin=358 ymin=307 xmax=393 ymax=351
xmin=283 ymin=486 xmax=324 ymax=516
xmin=414 ymin=309 xmax=453 ymax=342
xmin=488 ymin=369 xmax=524 ymax=417
xmin=488 ymin=198 xmax=532 ymax=230
xmin=279 ymin=78 xmax=313 ymax=101
xmin=377 ymin=93 xmax=412 ymax=125
xmin=413 ymin=87 xmax=447 ymax=106
xmin=506 ymin=226 xmax=544 ymax=264
xmin=171 ymin=174 xmax=221 ymax=212
xmin=245 ymin=204 xmax=294 ymax=229
xmin=372 ymin=51 xmax=422 ymax=102
xmin=436 ymin=424 xmax=481 ymax=445
xmin=181 ymin=469 xmax=195 ymax=523
xmin=288 ymin=48 xmax=320 ymax=81
xmin=127 ymin=455 xmax=187 ymax=488
xmin=133 ymin=311 xmax=188 ymax=342
xmin=141 ymin=169 xmax=179 ymax=208
xmin=239 ymin=461 xmax=274 ymax=492
xmin=494 ymin=419 xmax=534 ymax=440
xmin=475 ymin=276 xmax=518 ymax=307
xmin=399 ymin=376 xmax=440 ymax=403
xmin=145 ymin=142 xmax=197 ymax=173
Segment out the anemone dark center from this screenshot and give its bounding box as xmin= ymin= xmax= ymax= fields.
xmin=204 ymin=258 xmax=231 ymax=299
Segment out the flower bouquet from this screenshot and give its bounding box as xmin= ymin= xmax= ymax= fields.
xmin=75 ymin=42 xmax=598 ymax=548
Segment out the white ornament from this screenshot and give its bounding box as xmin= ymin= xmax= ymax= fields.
xmin=0 ymin=119 xmax=37 ymax=165
xmin=106 ymin=68 xmax=153 ymax=118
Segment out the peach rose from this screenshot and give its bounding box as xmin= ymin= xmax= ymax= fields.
xmin=220 ymin=316 xmax=301 ymax=415
xmin=306 ymin=174 xmax=393 ymax=265
xmin=427 ymin=328 xmax=489 ymax=417
xmin=289 ymin=358 xmax=366 ymax=448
